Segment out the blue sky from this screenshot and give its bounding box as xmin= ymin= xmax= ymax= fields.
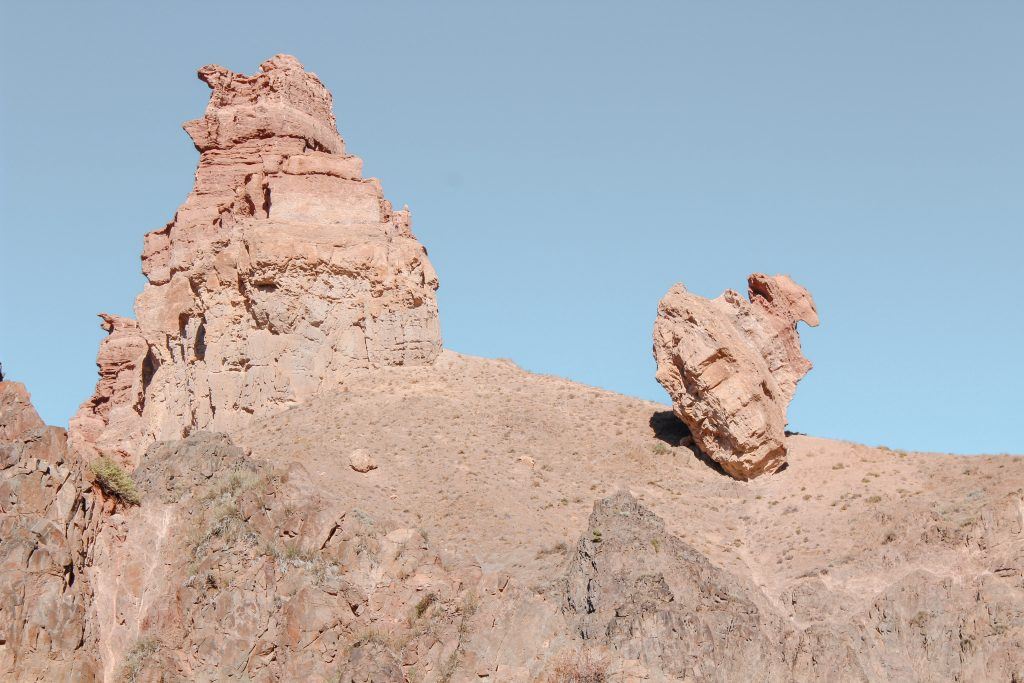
xmin=1 ymin=1 xmax=1021 ymax=454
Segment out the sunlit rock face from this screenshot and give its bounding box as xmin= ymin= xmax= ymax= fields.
xmin=653 ymin=273 xmax=818 ymax=480
xmin=71 ymin=55 xmax=441 ymax=463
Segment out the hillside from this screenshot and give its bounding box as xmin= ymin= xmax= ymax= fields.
xmin=4 ymin=356 xmax=1023 ymax=680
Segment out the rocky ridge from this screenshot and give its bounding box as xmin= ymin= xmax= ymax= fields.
xmin=4 ymin=361 xmax=1024 ymax=680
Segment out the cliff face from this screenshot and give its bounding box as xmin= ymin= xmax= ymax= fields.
xmin=0 ymin=383 xmax=101 ymax=680
xmin=71 ymin=55 xmax=441 ymax=464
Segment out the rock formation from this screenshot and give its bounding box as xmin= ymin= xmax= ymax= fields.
xmin=0 ymin=382 xmax=100 ymax=680
xmin=563 ymin=491 xmax=802 ymax=679
xmin=653 ymin=273 xmax=819 ymax=479
xmin=70 ymin=55 xmax=441 ymax=463
xmin=68 ymin=314 xmax=148 ymax=463
xmin=564 ymin=491 xmax=1024 ymax=681
xmin=85 ymin=432 xmax=478 ymax=680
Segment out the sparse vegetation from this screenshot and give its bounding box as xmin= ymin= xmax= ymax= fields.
xmin=90 ymin=457 xmax=141 ymax=505
xmin=414 ymin=592 xmax=436 ymax=619
xmin=439 ymin=592 xmax=480 ymax=682
xmin=549 ymin=650 xmax=610 ymax=682
xmin=119 ymin=637 xmax=159 ymax=683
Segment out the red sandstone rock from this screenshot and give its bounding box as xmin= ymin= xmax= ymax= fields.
xmin=0 ymin=381 xmax=45 ymax=443
xmin=72 ymin=55 xmax=442 ymax=460
xmin=68 ymin=314 xmax=148 ymax=464
xmin=0 ymin=382 xmax=100 ymax=680
xmin=653 ymin=274 xmax=819 ymax=479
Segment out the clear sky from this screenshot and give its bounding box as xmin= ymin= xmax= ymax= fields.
xmin=1 ymin=1 xmax=1021 ymax=454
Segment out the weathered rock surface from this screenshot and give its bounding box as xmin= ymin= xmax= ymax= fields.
xmin=653 ymin=273 xmax=819 ymax=479
xmin=71 ymin=55 xmax=441 ymax=463
xmin=0 ymin=382 xmax=100 ymax=680
xmin=564 ymin=491 xmax=1024 ymax=681
xmin=68 ymin=314 xmax=148 ymax=464
xmin=564 ymin=491 xmax=806 ymax=680
xmin=83 ymin=431 xmax=527 ymax=682
xmin=0 ymin=381 xmax=45 ymax=442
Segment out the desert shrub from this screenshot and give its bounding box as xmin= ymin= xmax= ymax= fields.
xmin=414 ymin=592 xmax=436 ymax=619
xmin=119 ymin=637 xmax=159 ymax=683
xmin=91 ymin=457 xmax=141 ymax=506
xmin=549 ymin=650 xmax=610 ymax=683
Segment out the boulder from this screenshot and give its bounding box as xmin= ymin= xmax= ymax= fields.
xmin=348 ymin=448 xmax=377 ymax=473
xmin=652 ymin=274 xmax=818 ymax=479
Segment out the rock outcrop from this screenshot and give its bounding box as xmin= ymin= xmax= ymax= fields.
xmin=68 ymin=314 xmax=148 ymax=463
xmin=0 ymin=382 xmax=100 ymax=680
xmin=653 ymin=273 xmax=818 ymax=479
xmin=85 ymin=432 xmax=489 ymax=681
xmin=563 ymin=491 xmax=802 ymax=680
xmin=564 ymin=491 xmax=1024 ymax=681
xmin=71 ymin=55 xmax=441 ymax=463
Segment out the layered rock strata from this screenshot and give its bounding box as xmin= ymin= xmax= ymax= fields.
xmin=71 ymin=55 xmax=441 ymax=463
xmin=653 ymin=274 xmax=818 ymax=479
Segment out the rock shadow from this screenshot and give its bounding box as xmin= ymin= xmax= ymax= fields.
xmin=649 ymin=410 xmax=729 ymax=478
xmin=650 ymin=410 xmax=690 ymax=447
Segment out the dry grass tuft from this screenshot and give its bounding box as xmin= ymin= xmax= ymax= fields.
xmin=91 ymin=457 xmax=141 ymax=505
xmin=548 ymin=650 xmax=610 ymax=682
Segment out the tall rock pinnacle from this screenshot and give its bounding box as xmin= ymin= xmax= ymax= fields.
xmin=71 ymin=55 xmax=441 ymax=462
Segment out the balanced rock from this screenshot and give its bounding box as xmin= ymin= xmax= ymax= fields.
xmin=653 ymin=274 xmax=818 ymax=479
xmin=70 ymin=55 xmax=441 ymax=462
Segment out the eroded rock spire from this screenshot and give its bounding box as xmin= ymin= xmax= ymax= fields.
xmin=71 ymin=55 xmax=441 ymax=463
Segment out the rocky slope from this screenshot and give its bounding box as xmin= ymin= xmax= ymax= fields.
xmin=3 ymin=363 xmax=1023 ymax=680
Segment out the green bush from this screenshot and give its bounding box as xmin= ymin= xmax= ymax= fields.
xmin=90 ymin=457 xmax=141 ymax=506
